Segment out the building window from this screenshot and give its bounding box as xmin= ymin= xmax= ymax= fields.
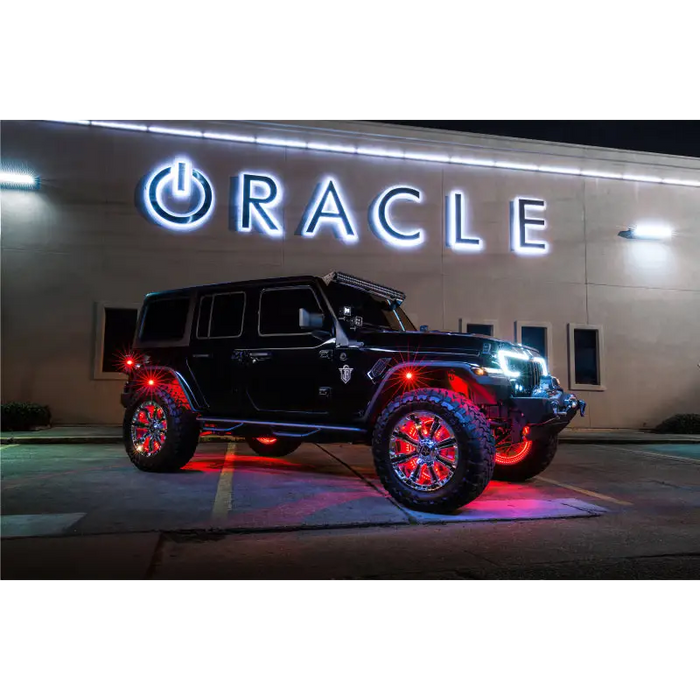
xmin=197 ymin=292 xmax=246 ymax=339
xmin=259 ymin=286 xmax=323 ymax=336
xmin=459 ymin=319 xmax=498 ymax=337
xmin=93 ymin=303 xmax=140 ymax=380
xmin=568 ymin=324 xmax=605 ymax=391
xmin=516 ymin=322 xmax=553 ymax=365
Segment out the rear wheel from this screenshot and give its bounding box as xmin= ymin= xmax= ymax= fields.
xmin=124 ymin=387 xmax=200 ymax=472
xmin=493 ymin=433 xmax=558 ymax=481
xmin=372 ymin=389 xmax=495 ymax=513
xmin=245 ymin=436 xmax=301 ymax=458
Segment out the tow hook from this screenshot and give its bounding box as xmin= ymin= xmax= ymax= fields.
xmin=563 ymin=395 xmax=586 ymax=418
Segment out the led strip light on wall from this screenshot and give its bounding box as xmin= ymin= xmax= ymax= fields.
xmin=47 ymin=121 xmax=700 ymax=188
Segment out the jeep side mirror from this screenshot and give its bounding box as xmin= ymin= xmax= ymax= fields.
xmin=299 ymin=308 xmax=325 ymax=330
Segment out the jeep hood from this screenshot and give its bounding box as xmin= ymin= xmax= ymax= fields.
xmin=355 ymin=328 xmax=520 ymax=358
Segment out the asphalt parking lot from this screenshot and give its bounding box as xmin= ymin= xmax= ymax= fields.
xmin=2 ymin=440 xmax=699 ymax=579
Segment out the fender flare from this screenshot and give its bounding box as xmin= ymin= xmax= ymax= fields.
xmin=362 ymin=360 xmax=505 ymax=422
xmin=128 ymin=366 xmax=202 ymax=411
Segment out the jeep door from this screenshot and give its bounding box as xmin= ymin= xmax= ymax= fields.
xmin=187 ymin=290 xmax=249 ymax=415
xmin=245 ymin=284 xmax=335 ymax=416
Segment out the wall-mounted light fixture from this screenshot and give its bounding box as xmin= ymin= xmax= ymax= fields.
xmin=618 ymin=224 xmax=673 ymax=240
xmin=0 ymin=170 xmax=40 ymax=190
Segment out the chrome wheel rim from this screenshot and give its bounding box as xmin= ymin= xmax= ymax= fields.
xmin=131 ymin=401 xmax=167 ymax=456
xmin=389 ymin=411 xmax=459 ymax=492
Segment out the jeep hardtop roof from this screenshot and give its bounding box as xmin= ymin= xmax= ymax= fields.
xmin=144 ymin=272 xmax=406 ymax=306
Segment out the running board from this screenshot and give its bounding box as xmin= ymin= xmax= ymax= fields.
xmin=198 ymin=416 xmax=366 ymax=441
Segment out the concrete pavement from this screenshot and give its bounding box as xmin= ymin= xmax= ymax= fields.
xmin=2 ymin=440 xmax=699 ymax=578
xmin=3 ymin=425 xmax=699 ymax=444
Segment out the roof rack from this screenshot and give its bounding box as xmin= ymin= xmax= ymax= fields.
xmin=322 ymin=271 xmax=406 ymax=305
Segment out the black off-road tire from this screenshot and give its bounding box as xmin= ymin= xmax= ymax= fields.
xmin=372 ymin=388 xmax=495 ymax=513
xmin=493 ymin=434 xmax=559 ymax=482
xmin=245 ymin=436 xmax=301 ymax=458
xmin=124 ymin=386 xmax=200 ymax=472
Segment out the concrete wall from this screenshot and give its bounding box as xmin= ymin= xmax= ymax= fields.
xmin=2 ymin=119 xmax=699 ymax=426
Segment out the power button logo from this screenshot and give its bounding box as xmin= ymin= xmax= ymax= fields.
xmin=140 ymin=158 xmax=215 ymax=231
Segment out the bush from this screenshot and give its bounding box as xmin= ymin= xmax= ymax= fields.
xmin=653 ymin=413 xmax=700 ymax=434
xmin=1 ymin=402 xmax=52 ymax=431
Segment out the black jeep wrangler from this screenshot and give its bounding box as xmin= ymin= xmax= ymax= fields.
xmin=121 ymin=271 xmax=585 ymax=513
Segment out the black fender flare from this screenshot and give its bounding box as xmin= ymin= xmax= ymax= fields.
xmin=126 ymin=366 xmax=202 ymax=412
xmin=362 ymin=360 xmax=507 ymax=423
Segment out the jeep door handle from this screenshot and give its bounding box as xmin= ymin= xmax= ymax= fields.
xmin=248 ymin=351 xmax=272 ymax=362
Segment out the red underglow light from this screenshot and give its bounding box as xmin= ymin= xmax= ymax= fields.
xmin=257 ymin=437 xmax=277 ymax=445
xmin=405 ymin=371 xmax=414 ymax=380
xmin=495 ymin=438 xmax=533 ymax=465
xmin=148 ymin=379 xmax=155 ymax=386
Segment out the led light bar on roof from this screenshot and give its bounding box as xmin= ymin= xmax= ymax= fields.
xmin=44 ymin=121 xmax=700 ymax=188
xmin=323 ymin=271 xmax=406 ymax=304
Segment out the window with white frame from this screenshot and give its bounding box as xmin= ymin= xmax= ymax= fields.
xmin=568 ymin=324 xmax=605 ymax=391
xmin=516 ymin=322 xmax=552 ymax=364
xmin=459 ymin=318 xmax=498 ymax=337
xmin=94 ymin=302 xmax=140 ymax=379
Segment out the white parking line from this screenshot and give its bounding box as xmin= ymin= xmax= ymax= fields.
xmin=211 ymin=442 xmax=236 ymax=523
xmin=535 ymin=476 xmax=633 ymax=506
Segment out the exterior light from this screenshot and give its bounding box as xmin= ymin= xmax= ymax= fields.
xmin=405 ymin=371 xmax=414 ymax=380
xmin=43 ymin=121 xmax=700 ymax=189
xmin=619 ymin=225 xmax=673 ymax=240
xmin=1 ymin=170 xmax=39 ymax=189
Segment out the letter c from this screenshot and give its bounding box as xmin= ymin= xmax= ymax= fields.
xmin=369 ymin=186 xmax=424 ymax=248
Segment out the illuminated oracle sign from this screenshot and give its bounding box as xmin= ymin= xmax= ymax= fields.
xmin=139 ymin=158 xmax=214 ymax=232
xmin=138 ymin=159 xmax=551 ymax=253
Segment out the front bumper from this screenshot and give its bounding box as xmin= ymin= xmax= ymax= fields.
xmin=511 ymin=389 xmax=586 ymax=441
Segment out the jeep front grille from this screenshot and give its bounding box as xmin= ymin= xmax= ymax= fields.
xmin=509 ymin=357 xmax=543 ymax=396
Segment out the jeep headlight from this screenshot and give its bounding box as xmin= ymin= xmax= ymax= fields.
xmin=497 ymin=349 xmax=529 ymax=378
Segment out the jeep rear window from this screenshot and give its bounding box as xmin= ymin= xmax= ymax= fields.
xmin=205 ymin=292 xmax=246 ymax=338
xmin=140 ymin=297 xmax=190 ymax=342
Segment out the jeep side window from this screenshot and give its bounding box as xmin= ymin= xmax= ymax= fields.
xmin=140 ymin=297 xmax=190 ymax=342
xmin=259 ymin=287 xmax=324 ymax=336
xmin=197 ymin=292 xmax=246 ymax=339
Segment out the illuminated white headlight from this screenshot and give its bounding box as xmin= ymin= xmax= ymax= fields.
xmin=497 ymin=349 xmax=529 ymax=378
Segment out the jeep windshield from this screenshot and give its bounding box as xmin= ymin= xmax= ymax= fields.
xmin=324 ymin=281 xmax=416 ymax=332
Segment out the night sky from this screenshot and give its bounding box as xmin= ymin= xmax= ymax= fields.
xmin=382 ymin=121 xmax=700 ymax=159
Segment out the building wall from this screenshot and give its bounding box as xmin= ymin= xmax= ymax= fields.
xmin=1 ymin=119 xmax=699 ymax=426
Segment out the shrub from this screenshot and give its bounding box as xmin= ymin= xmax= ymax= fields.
xmin=1 ymin=402 xmax=52 ymax=431
xmin=653 ymin=413 xmax=700 ymax=434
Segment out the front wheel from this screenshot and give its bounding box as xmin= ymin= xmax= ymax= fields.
xmin=245 ymin=436 xmax=301 ymax=458
xmin=372 ymin=389 xmax=495 ymax=513
xmin=492 ymin=433 xmax=558 ymax=482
